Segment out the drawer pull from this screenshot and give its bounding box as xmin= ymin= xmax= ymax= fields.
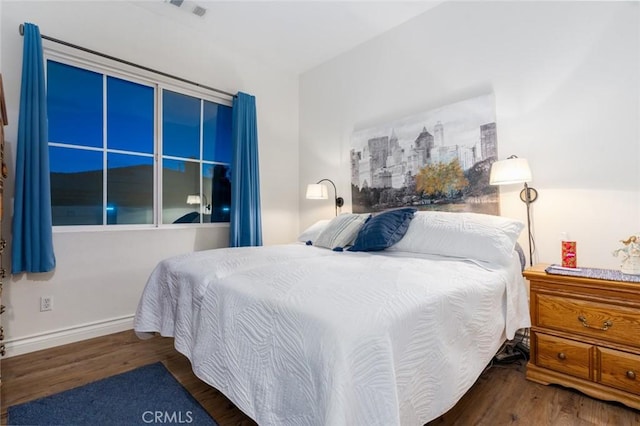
xmin=627 ymin=371 xmax=636 ymax=380
xmin=0 ymin=305 xmax=4 ymax=315
xmin=0 ymin=344 xmax=5 ymax=356
xmin=557 ymin=352 xmax=567 ymax=360
xmin=577 ymin=315 xmax=612 ymax=331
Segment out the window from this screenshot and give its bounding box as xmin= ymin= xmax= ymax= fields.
xmin=46 ymin=57 xmax=232 ymax=227
xmin=161 ymin=90 xmax=232 ymax=224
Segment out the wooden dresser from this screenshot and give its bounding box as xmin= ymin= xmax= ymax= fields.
xmin=523 ymin=264 xmax=640 ymax=409
xmin=0 ymin=74 xmax=6 ymax=405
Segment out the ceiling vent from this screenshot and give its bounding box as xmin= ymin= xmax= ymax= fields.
xmin=192 ymin=5 xmax=207 ymax=17
xmin=169 ymin=0 xmax=184 ymax=7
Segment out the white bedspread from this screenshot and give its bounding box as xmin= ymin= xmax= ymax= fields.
xmin=134 ymin=244 xmax=530 ymax=425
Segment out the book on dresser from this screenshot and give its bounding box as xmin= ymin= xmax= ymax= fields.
xmin=523 ymin=263 xmax=640 ymax=410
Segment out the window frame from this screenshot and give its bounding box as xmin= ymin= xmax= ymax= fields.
xmin=44 ymin=47 xmax=233 ymax=232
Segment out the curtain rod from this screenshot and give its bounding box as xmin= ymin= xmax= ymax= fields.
xmin=18 ymin=24 xmax=236 ymax=99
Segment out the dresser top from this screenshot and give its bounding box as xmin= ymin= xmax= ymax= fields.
xmin=524 ymin=263 xmax=640 ymax=296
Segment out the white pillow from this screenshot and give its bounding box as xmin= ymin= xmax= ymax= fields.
xmin=297 ymin=219 xmax=331 ymax=243
xmin=388 ymin=211 xmax=524 ymax=266
xmin=314 ymin=213 xmax=371 ymax=250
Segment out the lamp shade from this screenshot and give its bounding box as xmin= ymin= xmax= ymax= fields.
xmin=489 ymin=158 xmax=532 ymax=185
xmin=186 ymin=194 xmax=201 ymax=205
xmin=306 ymin=183 xmax=328 ymax=199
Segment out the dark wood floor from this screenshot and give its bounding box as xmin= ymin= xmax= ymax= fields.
xmin=2 ymin=330 xmax=639 ymax=425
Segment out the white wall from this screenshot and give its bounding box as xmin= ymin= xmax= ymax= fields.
xmin=1 ymin=1 xmax=299 ymax=356
xmin=300 ymin=1 xmax=639 ymax=270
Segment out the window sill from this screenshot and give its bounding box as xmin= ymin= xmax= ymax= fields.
xmin=52 ymin=222 xmax=230 ymax=233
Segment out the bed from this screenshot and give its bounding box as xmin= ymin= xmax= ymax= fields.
xmin=134 ymin=210 xmax=531 ymax=425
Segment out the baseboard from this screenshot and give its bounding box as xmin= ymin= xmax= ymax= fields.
xmin=3 ymin=314 xmax=135 ymax=358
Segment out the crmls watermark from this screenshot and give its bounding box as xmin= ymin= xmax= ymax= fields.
xmin=141 ymin=411 xmax=194 ymax=424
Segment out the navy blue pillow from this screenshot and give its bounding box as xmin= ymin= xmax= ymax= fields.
xmin=348 ymin=208 xmax=417 ymax=252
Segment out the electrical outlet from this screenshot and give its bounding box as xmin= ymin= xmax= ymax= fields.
xmin=40 ymin=296 xmax=53 ymax=312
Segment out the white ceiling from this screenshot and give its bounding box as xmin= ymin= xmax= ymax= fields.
xmin=132 ymin=1 xmax=444 ymax=75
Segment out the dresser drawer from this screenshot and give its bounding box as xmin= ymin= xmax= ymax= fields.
xmin=598 ymin=347 xmax=640 ymax=395
xmin=536 ymin=293 xmax=640 ymax=348
xmin=535 ymin=332 xmax=593 ymax=380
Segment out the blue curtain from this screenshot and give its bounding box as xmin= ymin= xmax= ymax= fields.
xmin=229 ymin=92 xmax=262 ymax=247
xmin=11 ymin=23 xmax=56 ymax=273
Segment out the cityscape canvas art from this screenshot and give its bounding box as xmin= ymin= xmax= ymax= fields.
xmin=350 ymin=94 xmax=499 ymax=215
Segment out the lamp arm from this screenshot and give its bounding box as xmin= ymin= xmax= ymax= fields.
xmin=521 ymin=182 xmax=538 ymax=267
xmin=202 ymin=194 xmax=211 ymax=211
xmin=316 ymin=179 xmax=337 ymax=197
xmin=316 ymin=179 xmax=344 ymax=216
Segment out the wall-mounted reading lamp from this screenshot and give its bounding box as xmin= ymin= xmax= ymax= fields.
xmin=186 ymin=194 xmax=211 ymax=214
xmin=306 ymin=179 xmax=344 ymax=217
xmin=490 ymin=155 xmax=538 ymax=266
